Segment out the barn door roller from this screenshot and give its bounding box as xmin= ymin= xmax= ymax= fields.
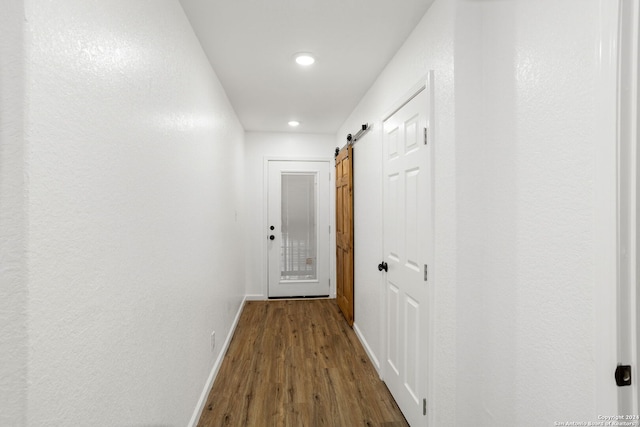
xmin=347 ymin=123 xmax=370 ymax=144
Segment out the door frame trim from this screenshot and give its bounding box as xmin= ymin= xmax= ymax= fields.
xmin=379 ymin=72 xmax=435 ymax=426
xmin=262 ymin=156 xmax=334 ymax=299
xmin=591 ymin=0 xmax=625 ymax=415
xmin=615 ymin=0 xmax=640 ymax=415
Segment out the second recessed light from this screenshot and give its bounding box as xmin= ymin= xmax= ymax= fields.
xmin=294 ymin=53 xmax=315 ymax=66
xmin=288 ymin=120 xmax=300 ymax=127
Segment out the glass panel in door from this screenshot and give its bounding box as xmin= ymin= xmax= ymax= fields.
xmin=280 ymin=173 xmax=317 ymax=281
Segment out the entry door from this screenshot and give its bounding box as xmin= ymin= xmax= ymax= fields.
xmin=382 ymin=87 xmax=432 ymax=426
xmin=336 ymin=146 xmax=354 ymax=325
xmin=267 ymin=160 xmax=330 ymax=298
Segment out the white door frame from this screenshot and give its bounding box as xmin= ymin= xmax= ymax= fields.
xmin=379 ymin=72 xmax=435 ymax=426
xmin=262 ymin=157 xmax=334 ymax=298
xmin=616 ymin=0 xmax=640 ymax=416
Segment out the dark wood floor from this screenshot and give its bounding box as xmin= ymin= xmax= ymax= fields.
xmin=197 ymin=299 xmax=408 ymax=427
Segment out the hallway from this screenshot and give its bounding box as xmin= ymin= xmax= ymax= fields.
xmin=197 ymin=300 xmax=407 ymax=426
xmin=2 ymin=0 xmax=631 ymax=425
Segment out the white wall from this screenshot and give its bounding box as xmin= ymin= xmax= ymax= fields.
xmin=341 ymin=0 xmax=614 ymax=425
xmin=244 ymin=132 xmax=336 ymax=298
xmin=455 ymin=1 xmax=603 ymax=424
xmin=23 ymin=1 xmax=245 ymax=425
xmin=0 ymin=1 xmax=27 ymax=425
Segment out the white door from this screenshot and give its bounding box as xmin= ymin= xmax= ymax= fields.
xmin=267 ymin=160 xmax=330 ymax=298
xmin=382 ymin=85 xmax=433 ymax=426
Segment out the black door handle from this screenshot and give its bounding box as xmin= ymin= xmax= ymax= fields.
xmin=269 ymin=235 xmax=275 ymax=241
xmin=378 ymin=261 xmax=388 ymax=272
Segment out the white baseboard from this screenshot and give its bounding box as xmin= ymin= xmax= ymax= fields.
xmin=188 ymin=296 xmax=247 ymax=427
xmin=244 ymin=294 xmax=266 ymax=301
xmin=353 ymin=322 xmax=381 ymax=376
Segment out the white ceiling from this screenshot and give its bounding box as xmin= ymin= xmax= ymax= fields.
xmin=179 ymin=0 xmax=434 ymax=134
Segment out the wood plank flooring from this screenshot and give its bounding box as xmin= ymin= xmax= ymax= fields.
xmin=197 ymin=299 xmax=408 ymax=427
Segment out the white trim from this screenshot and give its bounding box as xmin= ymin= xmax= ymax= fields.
xmin=263 ymin=156 xmax=331 ymax=163
xmin=617 ymin=0 xmax=640 ymax=415
xmin=377 ymin=115 xmax=387 ymax=383
xmin=425 ymin=70 xmax=436 ymax=427
xmin=381 ymin=76 xmax=429 ymax=123
xmin=188 ymin=296 xmax=247 ymax=427
xmin=245 ymin=294 xmax=266 ymax=301
xmin=595 ymin=0 xmax=622 ymax=416
xmin=353 ymin=322 xmax=381 ymax=376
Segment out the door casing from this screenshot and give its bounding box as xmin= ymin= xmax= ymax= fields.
xmin=617 ymin=0 xmax=640 ymax=415
xmin=379 ymin=73 xmax=435 ymax=427
xmin=263 ymin=157 xmax=334 ymax=298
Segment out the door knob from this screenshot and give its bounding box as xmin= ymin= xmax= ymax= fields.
xmin=269 ymin=235 xmax=275 ymax=241
xmin=378 ymin=261 xmax=388 ymax=272
xmin=270 ymin=226 xmax=275 ymax=230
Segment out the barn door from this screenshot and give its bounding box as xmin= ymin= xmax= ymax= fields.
xmin=336 ymin=146 xmax=354 ymax=325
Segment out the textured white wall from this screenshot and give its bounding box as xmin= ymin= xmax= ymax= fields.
xmin=24 ymin=1 xmax=245 ymax=425
xmin=244 ymin=132 xmax=336 ymax=298
xmin=0 ymin=0 xmax=27 ymax=425
xmin=342 ymin=0 xmax=611 ymax=425
xmin=455 ymin=1 xmax=600 ymax=424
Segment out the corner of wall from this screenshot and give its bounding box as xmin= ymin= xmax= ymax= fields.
xmin=188 ymin=296 xmax=248 ymax=427
xmin=0 ymin=0 xmax=28 ymax=425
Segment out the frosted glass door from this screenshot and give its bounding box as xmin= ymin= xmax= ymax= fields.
xmin=281 ymin=173 xmax=317 ymax=281
xmin=267 ymin=160 xmax=329 ymax=298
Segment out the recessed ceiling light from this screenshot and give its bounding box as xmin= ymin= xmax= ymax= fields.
xmin=294 ymin=53 xmax=315 ymax=66
xmin=288 ymin=120 xmax=300 ymax=127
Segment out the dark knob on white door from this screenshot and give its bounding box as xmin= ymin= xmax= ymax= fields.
xmin=269 ymin=235 xmax=275 ymax=241
xmin=378 ymin=261 xmax=388 ymax=272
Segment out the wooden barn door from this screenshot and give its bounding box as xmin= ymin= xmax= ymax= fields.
xmin=336 ymin=146 xmax=354 ymax=326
